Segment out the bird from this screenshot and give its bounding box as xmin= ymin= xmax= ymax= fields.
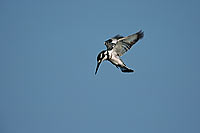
xmin=95 ymin=30 xmax=144 ymax=75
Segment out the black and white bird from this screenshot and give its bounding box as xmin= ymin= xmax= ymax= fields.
xmin=95 ymin=30 xmax=144 ymax=75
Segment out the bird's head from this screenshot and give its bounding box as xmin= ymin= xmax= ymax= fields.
xmin=95 ymin=50 xmax=107 ymax=75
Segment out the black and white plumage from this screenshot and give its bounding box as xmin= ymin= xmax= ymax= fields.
xmin=95 ymin=30 xmax=144 ymax=75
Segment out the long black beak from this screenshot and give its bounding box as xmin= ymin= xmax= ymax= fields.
xmin=95 ymin=61 xmax=101 ymax=75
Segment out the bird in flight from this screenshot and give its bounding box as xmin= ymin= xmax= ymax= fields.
xmin=95 ymin=30 xmax=144 ymax=75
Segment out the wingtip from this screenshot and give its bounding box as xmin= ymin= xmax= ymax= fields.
xmin=137 ymin=30 xmax=144 ymax=39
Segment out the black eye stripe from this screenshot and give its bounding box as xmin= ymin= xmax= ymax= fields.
xmin=101 ymin=53 xmax=105 ymax=58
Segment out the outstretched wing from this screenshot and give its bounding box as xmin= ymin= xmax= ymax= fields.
xmin=104 ymin=35 xmax=124 ymax=50
xmin=113 ymin=30 xmax=144 ymax=56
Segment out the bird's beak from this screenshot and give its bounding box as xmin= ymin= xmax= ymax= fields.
xmin=95 ymin=61 xmax=101 ymax=75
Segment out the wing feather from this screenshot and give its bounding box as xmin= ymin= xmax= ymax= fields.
xmin=104 ymin=35 xmax=124 ymax=50
xmin=113 ymin=30 xmax=144 ymax=56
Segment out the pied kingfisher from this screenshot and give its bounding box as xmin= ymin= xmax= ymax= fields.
xmin=95 ymin=30 xmax=144 ymax=75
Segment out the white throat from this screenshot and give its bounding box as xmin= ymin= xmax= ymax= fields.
xmin=103 ymin=50 xmax=113 ymax=60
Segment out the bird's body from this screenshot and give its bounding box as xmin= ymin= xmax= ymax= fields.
xmin=95 ymin=30 xmax=144 ymax=74
xmin=101 ymin=50 xmax=125 ymax=67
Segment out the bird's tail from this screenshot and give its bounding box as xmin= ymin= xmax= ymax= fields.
xmin=119 ymin=66 xmax=134 ymax=73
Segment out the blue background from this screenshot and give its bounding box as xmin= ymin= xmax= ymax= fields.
xmin=0 ymin=0 xmax=200 ymax=133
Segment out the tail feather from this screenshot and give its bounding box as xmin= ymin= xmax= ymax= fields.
xmin=119 ymin=66 xmax=134 ymax=73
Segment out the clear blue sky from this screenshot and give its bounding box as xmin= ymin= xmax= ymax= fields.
xmin=0 ymin=0 xmax=200 ymax=133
